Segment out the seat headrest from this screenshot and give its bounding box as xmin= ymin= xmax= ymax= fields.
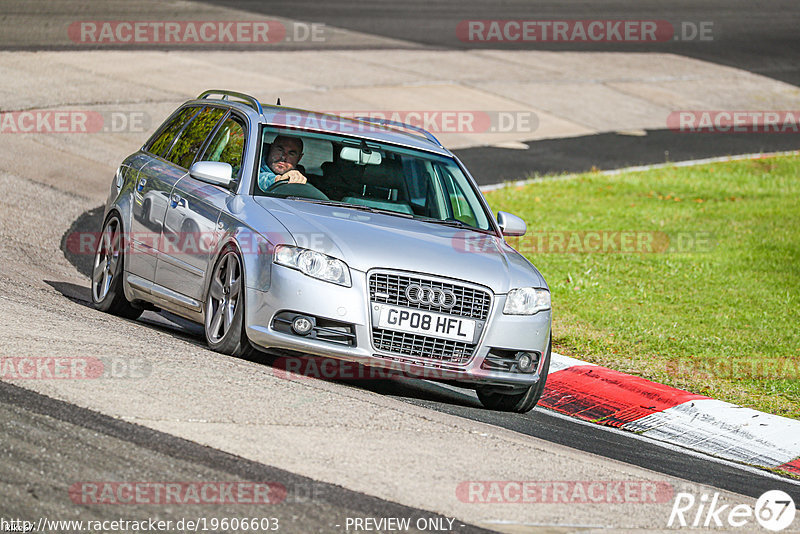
xmin=361 ymin=157 xmax=403 ymax=188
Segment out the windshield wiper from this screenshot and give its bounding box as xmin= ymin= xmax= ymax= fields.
xmin=418 ymin=217 xmax=495 ymax=234
xmin=283 ymin=197 xmax=346 ymax=206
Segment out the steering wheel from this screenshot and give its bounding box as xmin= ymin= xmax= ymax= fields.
xmin=266 ymin=179 xmax=292 ymax=192
xmin=266 ymin=179 xmax=329 ymax=200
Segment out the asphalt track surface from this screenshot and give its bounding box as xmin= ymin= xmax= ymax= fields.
xmin=4 ymin=1 xmax=800 ymax=181
xmin=52 ymin=210 xmax=800 ymax=505
xmin=203 ymin=0 xmax=800 ymax=86
xmin=366 ymin=381 xmax=800 ymax=502
xmin=13 ymin=0 xmax=800 ymax=86
xmin=4 ymin=1 xmax=800 ymax=530
xmin=24 ymin=280 xmax=800 ymax=512
xmin=455 ymin=130 xmax=800 ymax=186
xmin=53 ymin=206 xmax=800 ymax=511
xmin=206 ymin=0 xmax=800 ymax=180
xmin=2 ymin=380 xmax=496 ymax=534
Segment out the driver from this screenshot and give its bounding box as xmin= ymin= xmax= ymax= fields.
xmin=257 ymin=135 xmax=308 ymax=191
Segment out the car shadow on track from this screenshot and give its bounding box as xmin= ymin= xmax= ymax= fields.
xmin=44 ymin=278 xmax=213 ymax=352
xmin=44 ymin=279 xmax=91 ymax=302
xmin=262 ymin=352 xmax=482 ymax=408
xmin=354 ymin=375 xmax=483 ymax=409
xmin=60 ymin=205 xmax=103 ymax=279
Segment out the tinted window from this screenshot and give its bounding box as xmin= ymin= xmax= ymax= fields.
xmin=262 ymin=131 xmax=331 ymax=176
xmin=201 ymin=115 xmax=246 ymax=178
xmin=167 ymin=107 xmax=225 ymax=169
xmin=147 ymin=107 xmax=199 ymax=158
xmin=255 ymin=127 xmax=493 ymax=231
xmin=436 ymin=164 xmax=485 ymax=228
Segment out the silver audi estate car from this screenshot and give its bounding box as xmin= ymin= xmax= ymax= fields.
xmin=93 ymin=90 xmax=552 ymax=412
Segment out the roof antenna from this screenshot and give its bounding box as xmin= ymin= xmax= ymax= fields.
xmin=276 ymin=98 xmax=281 ymax=106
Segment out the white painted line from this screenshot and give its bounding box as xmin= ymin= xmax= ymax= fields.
xmin=549 ymin=352 xmax=596 ymax=373
xmin=624 ymin=399 xmax=800 ymax=467
xmin=542 ymin=409 xmax=800 ymax=487
xmin=479 ymin=150 xmax=800 ymax=192
xmin=423 ymin=378 xmax=800 ymax=484
xmin=429 ymin=353 xmax=800 ymax=474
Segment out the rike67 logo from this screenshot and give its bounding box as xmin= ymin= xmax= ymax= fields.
xmin=668 ymin=490 xmax=796 ymax=531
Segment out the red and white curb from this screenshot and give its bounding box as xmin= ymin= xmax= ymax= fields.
xmin=543 ymin=353 xmax=800 ymax=476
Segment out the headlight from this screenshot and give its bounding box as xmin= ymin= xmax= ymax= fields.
xmin=503 ymin=288 xmax=550 ymax=315
xmin=274 ymin=245 xmax=351 ymax=287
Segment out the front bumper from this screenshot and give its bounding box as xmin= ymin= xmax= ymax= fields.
xmin=245 ymin=264 xmax=551 ymax=388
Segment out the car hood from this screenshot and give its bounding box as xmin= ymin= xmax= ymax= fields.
xmin=253 ymin=197 xmax=546 ymax=294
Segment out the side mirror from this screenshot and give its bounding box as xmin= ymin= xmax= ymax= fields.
xmin=190 ymin=161 xmax=233 ymax=187
xmin=497 ymin=211 xmax=527 ymax=236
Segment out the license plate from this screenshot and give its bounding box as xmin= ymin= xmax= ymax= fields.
xmin=377 ymin=305 xmax=476 ymax=342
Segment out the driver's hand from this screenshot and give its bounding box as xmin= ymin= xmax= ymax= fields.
xmin=276 ymin=170 xmax=307 ymax=184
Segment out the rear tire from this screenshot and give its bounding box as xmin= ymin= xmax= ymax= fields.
xmin=91 ymin=213 xmax=143 ymax=320
xmin=204 ymin=247 xmax=254 ymax=358
xmin=476 ymin=335 xmax=552 ymax=413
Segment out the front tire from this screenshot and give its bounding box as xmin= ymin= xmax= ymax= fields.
xmin=476 ymin=335 xmax=552 ymax=413
xmin=91 ymin=213 xmax=143 ymax=320
xmin=204 ymin=247 xmax=253 ymax=357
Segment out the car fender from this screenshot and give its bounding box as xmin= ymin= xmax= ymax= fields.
xmin=205 ymin=212 xmax=290 ymax=310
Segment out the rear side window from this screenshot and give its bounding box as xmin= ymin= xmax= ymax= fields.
xmin=167 ymin=107 xmax=226 ymax=169
xmin=147 ymin=107 xmax=199 ymax=158
xmin=201 ymin=115 xmax=246 ymax=178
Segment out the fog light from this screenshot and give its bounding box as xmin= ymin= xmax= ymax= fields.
xmin=516 ymin=352 xmax=534 ymax=373
xmin=291 ymin=316 xmax=314 ymax=336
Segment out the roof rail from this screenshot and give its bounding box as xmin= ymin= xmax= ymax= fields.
xmin=354 ymin=116 xmax=443 ymax=148
xmin=198 ymin=90 xmax=263 ymax=115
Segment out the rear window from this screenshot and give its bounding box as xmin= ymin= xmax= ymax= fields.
xmin=166 ymin=107 xmax=226 ymax=169
xmin=146 ymin=107 xmax=199 ymax=158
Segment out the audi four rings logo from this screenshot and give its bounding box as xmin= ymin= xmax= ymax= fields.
xmin=405 ymin=284 xmax=457 ymax=309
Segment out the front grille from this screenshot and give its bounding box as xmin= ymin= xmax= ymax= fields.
xmin=373 ymin=328 xmax=474 ymax=365
xmin=369 ymin=272 xmax=491 ymax=320
xmin=369 ymin=271 xmax=492 ymax=365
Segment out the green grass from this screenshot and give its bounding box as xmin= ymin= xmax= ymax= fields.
xmin=485 ymin=156 xmax=800 ymax=418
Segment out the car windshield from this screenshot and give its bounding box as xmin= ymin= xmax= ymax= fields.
xmin=253 ymin=127 xmax=493 ymax=232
